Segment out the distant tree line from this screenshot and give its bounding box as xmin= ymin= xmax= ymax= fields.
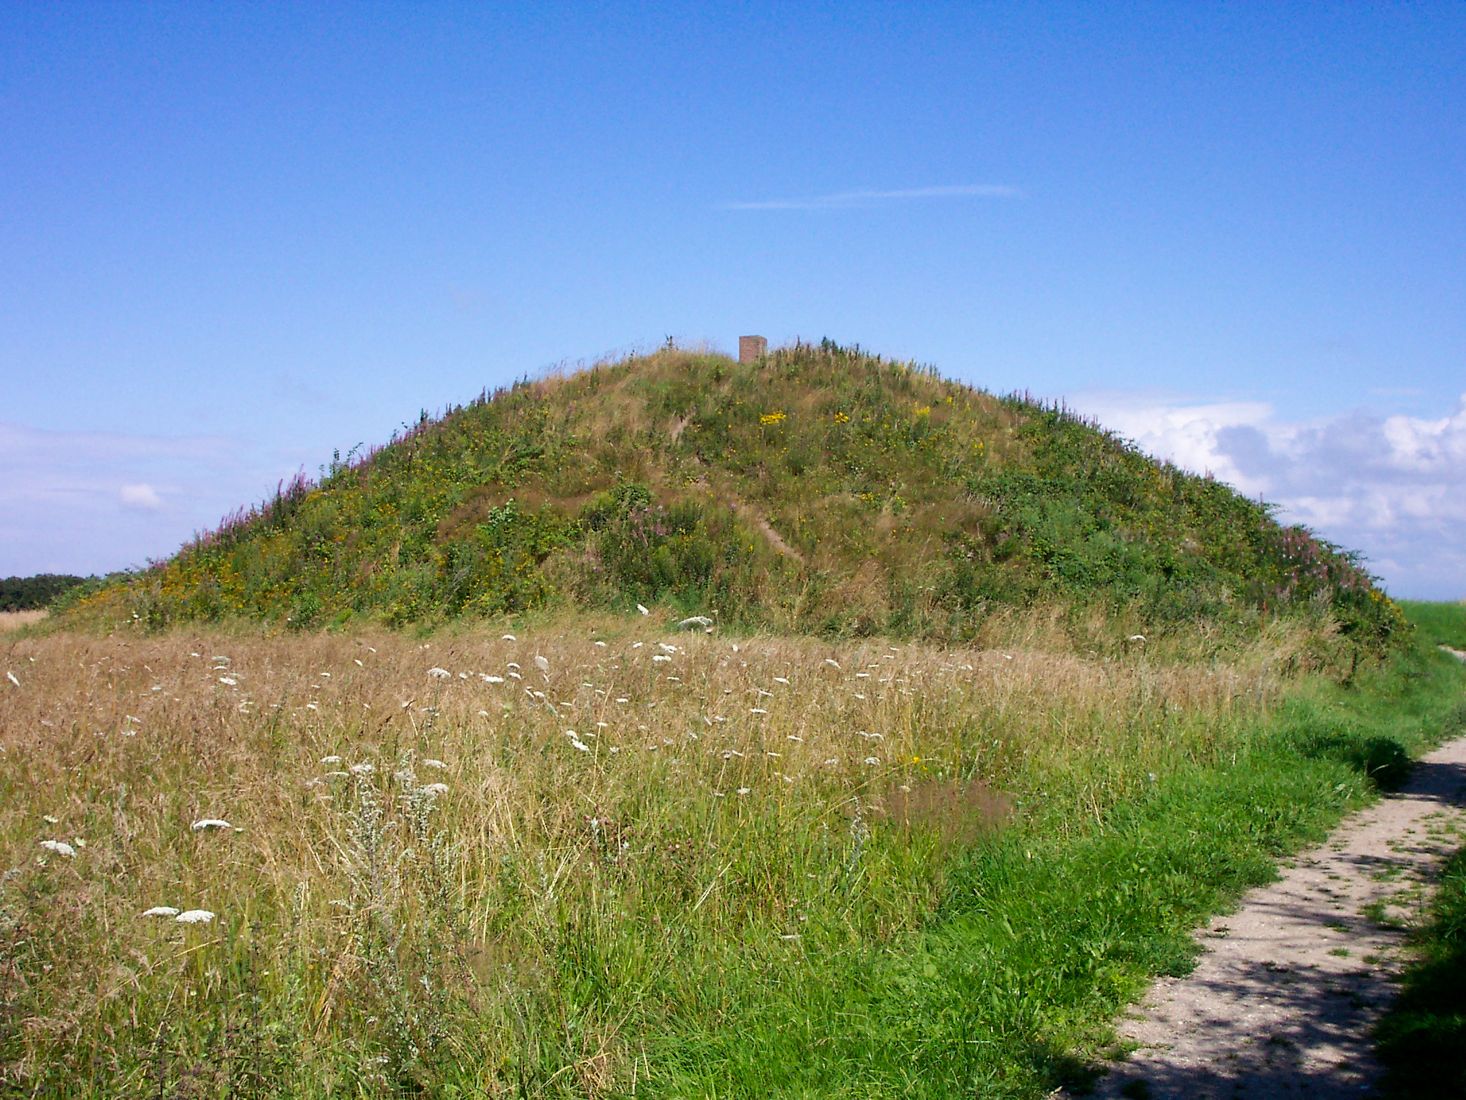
xmin=0 ymin=574 xmax=91 ymax=611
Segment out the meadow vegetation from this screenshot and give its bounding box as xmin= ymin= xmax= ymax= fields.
xmin=9 ymin=341 xmax=1449 ymax=1095
xmin=2 ymin=601 xmax=1461 ymax=1098
xmin=66 ymin=342 xmax=1403 ymax=657
xmin=0 ymin=612 xmax=46 ymax=636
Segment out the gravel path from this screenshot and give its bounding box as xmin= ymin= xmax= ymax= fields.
xmin=1083 ymin=721 xmax=1466 ymax=1099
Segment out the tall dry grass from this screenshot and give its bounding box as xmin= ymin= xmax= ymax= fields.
xmin=0 ymin=615 xmax=1286 ymax=1095
xmin=0 ymin=610 xmax=45 ymax=635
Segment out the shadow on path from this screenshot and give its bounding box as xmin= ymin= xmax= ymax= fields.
xmin=1081 ymin=736 xmax=1466 ymax=1100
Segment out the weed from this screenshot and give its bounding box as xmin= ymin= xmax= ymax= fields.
xmin=62 ymin=344 xmax=1405 ymax=664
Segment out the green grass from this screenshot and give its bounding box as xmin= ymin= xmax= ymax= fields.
xmin=1373 ymin=600 xmax=1466 ymax=1099
xmin=1377 ymin=848 xmax=1466 ymax=1098
xmin=4 ymin=603 xmax=1458 ymax=1098
xmin=64 ymin=342 xmax=1404 ymax=658
xmin=632 ymin=602 xmax=1466 ymax=1097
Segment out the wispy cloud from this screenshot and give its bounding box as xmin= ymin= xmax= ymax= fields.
xmin=722 ymin=184 xmax=1022 ymax=211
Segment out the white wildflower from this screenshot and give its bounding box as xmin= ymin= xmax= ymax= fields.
xmin=676 ymin=615 xmax=713 ymax=629
xmin=217 ymin=676 xmax=237 ymax=686
xmin=422 ymin=758 xmax=446 ymax=769
xmin=534 ymin=655 xmax=551 ymax=675
xmin=1127 ymin=634 xmax=1147 ymax=644
xmin=652 ymin=654 xmax=671 ymax=663
xmin=175 ymin=909 xmax=215 ymax=925
xmin=569 ymin=739 xmax=590 ymax=753
xmin=657 ymin=642 xmax=677 ymax=653
xmin=594 ymin=640 xmax=608 ymax=647
xmin=191 ymin=818 xmax=233 ymax=831
xmin=773 ymin=676 xmax=789 ymax=685
xmin=750 ymin=707 xmax=768 ymax=715
xmin=636 ymin=603 xmax=650 ymax=615
xmin=823 ymin=658 xmax=840 ymax=670
xmin=39 ymin=839 xmax=76 ymax=858
xmin=736 ymin=787 xmax=751 ymax=796
xmin=427 ymin=667 xmax=451 ymax=680
xmin=141 ymin=906 xmax=180 ymax=918
xmin=482 ymin=674 xmax=505 ymax=684
xmin=420 ymin=783 xmax=449 ymax=796
xmin=320 ymin=755 xmax=341 ymax=765
xmin=42 ymin=814 xmax=59 ymax=824
xmin=863 ymin=756 xmax=880 ymax=766
xmin=349 ymin=762 xmax=374 ymax=776
xmin=501 ymin=633 xmax=517 ymax=641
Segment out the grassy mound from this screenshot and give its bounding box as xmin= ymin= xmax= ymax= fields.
xmin=71 ymin=341 xmax=1402 ymax=653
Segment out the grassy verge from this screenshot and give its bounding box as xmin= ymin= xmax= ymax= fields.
xmin=1377 ymin=848 xmax=1466 ymax=1098
xmin=1 ymin=605 xmax=1461 ymax=1097
xmin=1374 ymin=601 xmax=1466 ymax=1099
xmin=640 ymin=602 xmax=1466 ymax=1097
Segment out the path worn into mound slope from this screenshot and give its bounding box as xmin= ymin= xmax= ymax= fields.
xmin=1084 ymin=721 xmax=1466 ymax=1099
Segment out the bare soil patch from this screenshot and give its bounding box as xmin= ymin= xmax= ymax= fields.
xmin=1084 ymin=731 xmax=1466 ymax=1099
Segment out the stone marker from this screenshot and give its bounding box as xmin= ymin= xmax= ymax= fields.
xmin=739 ymin=335 xmax=767 ymax=363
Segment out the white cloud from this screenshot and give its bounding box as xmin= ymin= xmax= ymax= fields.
xmin=1380 ymin=400 xmax=1466 ymax=473
xmin=1069 ymin=391 xmax=1466 ymax=601
xmin=1087 ymin=399 xmax=1276 ymax=495
xmin=119 ymin=483 xmax=164 ymax=510
xmin=723 ymin=184 xmax=1022 ymax=211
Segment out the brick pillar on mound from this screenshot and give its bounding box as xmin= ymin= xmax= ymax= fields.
xmin=739 ymin=335 xmax=767 ymax=363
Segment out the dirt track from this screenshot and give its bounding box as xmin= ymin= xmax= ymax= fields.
xmin=1084 ymin=713 xmax=1466 ymax=1098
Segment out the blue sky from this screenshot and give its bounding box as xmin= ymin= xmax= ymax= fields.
xmin=3 ymin=3 xmax=1463 ymax=598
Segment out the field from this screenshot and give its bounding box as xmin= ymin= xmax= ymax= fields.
xmin=0 ymin=612 xmax=46 ymax=635
xmin=3 ymin=605 xmax=1463 ymax=1097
